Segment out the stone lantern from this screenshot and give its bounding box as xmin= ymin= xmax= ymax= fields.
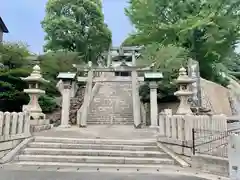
xmin=174 ymin=67 xmax=196 ymax=115
xmin=21 ymin=65 xmax=49 ymax=120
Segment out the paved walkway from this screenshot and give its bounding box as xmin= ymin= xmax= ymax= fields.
xmin=0 ymin=170 xmax=209 ymax=180
xmin=34 ymin=125 xmax=157 ymax=139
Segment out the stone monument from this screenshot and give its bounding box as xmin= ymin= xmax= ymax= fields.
xmin=21 ymin=65 xmax=49 ymax=121
xmin=174 ymin=67 xmax=195 ymax=115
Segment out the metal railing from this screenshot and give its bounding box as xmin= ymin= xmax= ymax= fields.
xmin=192 ymin=128 xmax=240 ymax=157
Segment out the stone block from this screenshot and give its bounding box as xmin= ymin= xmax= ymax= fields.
xmin=29 ymin=119 xmax=50 ymax=126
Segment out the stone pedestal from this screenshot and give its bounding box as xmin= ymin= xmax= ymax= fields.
xmin=22 ymin=90 xmax=45 ymax=120
xmin=149 ymin=81 xmax=158 ymax=127
xmin=60 ymin=84 xmax=71 ymax=128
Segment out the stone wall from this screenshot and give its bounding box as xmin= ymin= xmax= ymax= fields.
xmin=200 ymin=78 xmax=232 ymax=115
xmin=0 ymin=112 xmax=31 ymax=158
xmin=227 ymin=77 xmax=240 ymax=115
xmin=156 ymin=78 xmax=233 ymax=115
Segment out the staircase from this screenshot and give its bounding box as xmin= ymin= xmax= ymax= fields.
xmin=10 ymin=136 xmax=176 ymax=169
xmin=88 ymin=77 xmax=134 ymax=125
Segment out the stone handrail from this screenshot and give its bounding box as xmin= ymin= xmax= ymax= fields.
xmin=158 ymin=114 xmax=227 ymax=142
xmin=76 ymin=72 xmax=106 ymax=125
xmin=0 ymin=111 xmax=31 ymax=159
xmin=0 ymin=112 xmax=31 ymax=142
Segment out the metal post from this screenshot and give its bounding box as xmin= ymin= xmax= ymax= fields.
xmin=192 ymin=128 xmax=196 ymax=155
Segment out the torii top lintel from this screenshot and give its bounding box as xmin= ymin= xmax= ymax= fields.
xmin=73 ymin=65 xmax=153 ymax=72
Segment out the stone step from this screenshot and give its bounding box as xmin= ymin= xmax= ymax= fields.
xmin=34 ymin=137 xmax=157 ymax=146
xmin=87 ymin=120 xmax=134 ymax=123
xmin=87 ymin=122 xmax=133 ymax=125
xmin=88 ymin=116 xmax=133 ymax=119
xmin=87 ymin=119 xmax=133 ymax=121
xmin=28 ymin=142 xmax=159 ymax=151
xmin=7 ymin=161 xmax=179 ymax=171
xmin=22 ymin=148 xmax=168 ymax=158
xmin=16 ymin=155 xmax=174 ymax=165
xmin=88 ymin=113 xmax=133 ymax=116
xmin=87 ymin=116 xmax=133 ymax=119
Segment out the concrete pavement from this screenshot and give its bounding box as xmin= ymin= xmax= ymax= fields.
xmin=0 ymin=169 xmax=208 ymax=180
xmin=33 ymin=125 xmax=157 ymax=140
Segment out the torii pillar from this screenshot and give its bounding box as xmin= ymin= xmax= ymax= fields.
xmin=131 ymin=52 xmax=141 ymax=128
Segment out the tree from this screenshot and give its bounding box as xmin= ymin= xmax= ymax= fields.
xmin=38 ymin=51 xmax=85 ymax=97
xmin=125 ymin=0 xmax=240 ymax=83
xmin=42 ymin=0 xmax=112 ymax=64
xmin=138 ymin=44 xmax=189 ymax=102
xmin=0 ymin=42 xmax=58 ymax=113
xmin=0 ymin=42 xmax=32 ymax=69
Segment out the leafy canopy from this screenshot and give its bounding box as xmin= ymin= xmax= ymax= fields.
xmin=138 ymin=44 xmax=189 ymax=102
xmin=125 ymin=0 xmax=240 ymax=83
xmin=0 ymin=42 xmax=59 ymax=112
xmin=42 ymin=0 xmax=112 ymax=63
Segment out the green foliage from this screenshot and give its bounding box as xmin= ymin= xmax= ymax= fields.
xmin=39 ymin=51 xmax=82 ymax=81
xmin=125 ymin=0 xmax=240 ymax=82
xmin=124 ymin=0 xmax=240 ymax=101
xmin=0 ymin=42 xmax=31 ymax=69
xmin=122 ymin=34 xmax=142 ymax=46
xmin=224 ymin=53 xmax=240 ymax=73
xmin=39 ymin=95 xmax=59 ymax=113
xmin=138 ymin=44 xmax=189 ymax=102
xmin=0 ymin=68 xmax=30 ymax=112
xmin=38 ymin=51 xmax=85 ymax=97
xmin=42 ymin=0 xmax=112 ymax=64
xmin=0 ymin=42 xmax=59 ymax=113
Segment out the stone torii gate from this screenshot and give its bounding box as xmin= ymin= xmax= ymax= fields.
xmin=75 ymin=60 xmax=153 ymax=128
xmin=75 ymin=47 xmax=155 ymax=128
xmin=103 ymin=46 xmax=142 ymax=67
xmin=57 ymin=46 xmax=160 ymax=128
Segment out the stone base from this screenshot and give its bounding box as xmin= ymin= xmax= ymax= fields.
xmin=58 ymin=124 xmax=71 ymax=128
xmin=79 ymin=125 xmax=87 ymax=128
xmin=29 ymin=119 xmax=50 ymax=126
xmin=149 ymin=126 xmax=159 ymax=132
xmin=30 ymin=124 xmax=53 ymax=133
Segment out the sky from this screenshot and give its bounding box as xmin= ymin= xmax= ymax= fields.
xmin=0 ymin=0 xmax=133 ymax=53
